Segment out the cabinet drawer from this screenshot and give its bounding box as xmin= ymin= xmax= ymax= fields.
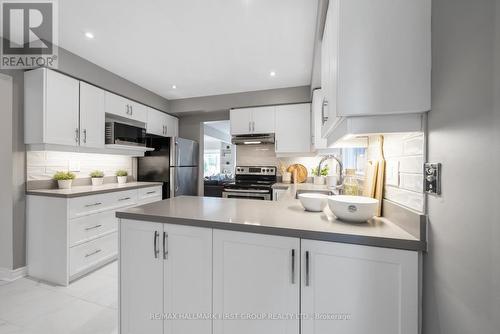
xmin=69 ymin=190 xmax=137 ymax=218
xmin=69 ymin=211 xmax=117 ymax=247
xmin=69 ymin=232 xmax=117 ymax=277
xmin=138 ymin=186 xmax=162 ymax=201
xmin=137 ymin=196 xmax=162 ymax=205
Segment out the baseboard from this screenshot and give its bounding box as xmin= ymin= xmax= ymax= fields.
xmin=0 ymin=266 xmax=27 ymax=282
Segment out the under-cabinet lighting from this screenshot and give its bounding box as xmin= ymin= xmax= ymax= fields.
xmin=243 ymin=141 xmax=262 ymax=145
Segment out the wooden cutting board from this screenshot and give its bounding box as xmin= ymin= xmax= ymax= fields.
xmin=363 ymin=160 xmax=378 ymax=198
xmin=287 ymin=164 xmax=308 ymax=183
xmin=374 ymin=136 xmax=386 ymax=216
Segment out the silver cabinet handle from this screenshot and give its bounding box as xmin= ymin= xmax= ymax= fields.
xmin=249 ymin=121 xmax=251 ymax=132
xmin=118 ymin=197 xmax=131 ymax=201
xmin=154 ymin=231 xmax=159 ymax=259
xmin=75 ymin=128 xmax=79 ymax=143
xmin=126 ymin=105 xmax=129 ymax=114
xmin=291 ymin=249 xmax=296 ymax=284
xmin=85 ymin=224 xmax=102 ymax=231
xmin=163 ymin=232 xmax=168 ymax=259
xmin=321 ymin=99 xmax=329 ymax=125
xmin=85 ymin=202 xmax=102 ymax=208
xmin=85 ymin=249 xmax=102 ymax=258
xmin=130 ymin=105 xmax=133 ymax=115
xmin=305 ymin=251 xmax=310 ymax=286
xmin=146 ymin=191 xmax=156 ymax=195
xmin=83 ymin=129 xmax=87 ymax=144
xmin=252 ymin=121 xmax=255 ymax=132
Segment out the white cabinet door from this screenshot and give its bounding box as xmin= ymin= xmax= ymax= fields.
xmin=301 ymin=240 xmax=419 ymax=334
xmin=129 ymin=101 xmax=148 ymax=123
xmin=120 ymin=220 xmax=164 ymax=334
xmin=275 ymin=104 xmax=311 ymax=154
xmin=79 ymin=82 xmax=105 ymax=148
xmin=251 ymin=106 xmax=275 ymax=134
xmin=105 ymin=91 xmax=131 ymax=120
xmin=213 ymin=230 xmax=299 ymax=334
xmin=311 ymin=89 xmax=327 ymax=150
xmin=44 ymin=69 xmax=80 ymax=146
xmin=230 ymin=108 xmax=252 ymax=135
xmin=163 ymin=224 xmax=212 ymax=334
xmin=146 ymin=108 xmax=166 ymax=136
xmin=165 ymin=114 xmax=178 ymax=137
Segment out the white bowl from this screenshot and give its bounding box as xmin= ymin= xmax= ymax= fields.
xmin=327 ymin=195 xmax=379 ymax=222
xmin=298 ymin=193 xmax=329 ymax=212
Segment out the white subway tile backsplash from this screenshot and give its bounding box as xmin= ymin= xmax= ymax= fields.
xmin=400 ymin=173 xmax=424 ymax=192
xmin=403 ymin=135 xmax=425 ymax=155
xmin=384 ymin=186 xmax=424 ymax=212
xmin=385 ymin=159 xmax=400 ymax=187
xmin=399 ymin=156 xmax=424 ymax=173
xmin=27 ymin=151 xmax=134 ymax=181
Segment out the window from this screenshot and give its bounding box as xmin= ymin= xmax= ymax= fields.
xmin=204 ymin=149 xmax=221 ymax=177
xmin=341 ymin=148 xmax=367 ymax=174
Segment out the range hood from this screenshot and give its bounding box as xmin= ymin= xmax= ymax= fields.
xmin=231 ymin=133 xmax=275 ymax=145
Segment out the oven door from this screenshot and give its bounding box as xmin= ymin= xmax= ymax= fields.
xmin=222 ymin=189 xmax=271 ymax=200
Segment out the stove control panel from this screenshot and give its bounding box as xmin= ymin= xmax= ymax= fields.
xmin=235 ymin=166 xmax=276 ymax=176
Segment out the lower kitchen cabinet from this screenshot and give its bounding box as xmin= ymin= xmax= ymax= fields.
xmin=213 ymin=230 xmax=300 ymax=334
xmin=119 ymin=220 xmax=212 ymax=334
xmin=301 ymin=240 xmax=419 ymax=334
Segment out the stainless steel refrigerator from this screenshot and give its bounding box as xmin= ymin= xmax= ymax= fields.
xmin=170 ymin=137 xmax=199 ymax=196
xmin=138 ymin=137 xmax=199 ymax=198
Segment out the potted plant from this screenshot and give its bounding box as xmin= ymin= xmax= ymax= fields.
xmin=90 ymin=170 xmax=105 ymax=186
xmin=311 ymin=165 xmax=329 ymax=185
xmin=116 ymin=169 xmax=128 ymax=184
xmin=53 ymin=171 xmax=76 ymax=189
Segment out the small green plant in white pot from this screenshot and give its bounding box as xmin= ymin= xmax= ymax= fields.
xmin=116 ymin=169 xmax=128 ymax=184
xmin=53 ymin=171 xmax=76 ymax=189
xmin=90 ymin=170 xmax=105 ymax=186
xmin=311 ymin=165 xmax=329 ymax=185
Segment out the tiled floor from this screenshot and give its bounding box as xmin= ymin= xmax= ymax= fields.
xmin=0 ymin=261 xmax=118 ymax=334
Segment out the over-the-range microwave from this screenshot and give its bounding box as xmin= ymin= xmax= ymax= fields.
xmin=105 ymin=121 xmax=146 ymax=147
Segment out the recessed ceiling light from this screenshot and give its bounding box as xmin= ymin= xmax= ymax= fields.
xmin=84 ymin=32 xmax=94 ymax=39
xmin=171 ymin=85 xmax=177 ymax=89
xmin=269 ymin=71 xmax=276 ymax=77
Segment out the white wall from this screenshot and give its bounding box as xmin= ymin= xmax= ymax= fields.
xmin=0 ymin=74 xmax=13 ymax=270
xmin=424 ymin=0 xmax=500 ymax=333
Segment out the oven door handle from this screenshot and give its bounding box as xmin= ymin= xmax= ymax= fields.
xmin=223 ymin=189 xmax=270 ymax=193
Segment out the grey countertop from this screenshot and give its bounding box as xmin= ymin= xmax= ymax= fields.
xmin=116 ymin=195 xmax=426 ymax=251
xmin=26 ymin=182 xmax=163 ymax=198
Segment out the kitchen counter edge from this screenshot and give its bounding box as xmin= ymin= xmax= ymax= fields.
xmin=26 ymin=182 xmax=163 ymax=198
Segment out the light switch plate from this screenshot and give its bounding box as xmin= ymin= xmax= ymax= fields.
xmin=424 ymin=163 xmax=441 ymax=195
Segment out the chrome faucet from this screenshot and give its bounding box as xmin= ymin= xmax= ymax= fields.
xmin=317 ymin=155 xmax=344 ymax=194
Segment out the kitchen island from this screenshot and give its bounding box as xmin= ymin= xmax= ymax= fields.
xmin=116 ymin=195 xmax=425 ymax=334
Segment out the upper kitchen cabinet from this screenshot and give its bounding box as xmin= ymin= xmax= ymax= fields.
xmin=146 ymin=108 xmax=179 ymax=137
xmin=275 ymin=103 xmax=311 ymax=155
xmin=230 ymin=106 xmax=275 ymax=135
xmin=104 ymin=91 xmax=147 ymax=123
xmin=321 ymin=0 xmax=431 ymax=138
xmin=25 ymin=68 xmax=80 ymax=146
xmin=79 ymin=82 xmax=105 ymax=148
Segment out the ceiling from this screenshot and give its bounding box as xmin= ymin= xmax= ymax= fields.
xmin=58 ymin=0 xmax=318 ymax=100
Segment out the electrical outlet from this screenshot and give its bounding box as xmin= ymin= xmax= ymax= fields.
xmin=424 ymin=163 xmax=441 ymax=195
xmin=69 ymin=160 xmax=81 ymax=172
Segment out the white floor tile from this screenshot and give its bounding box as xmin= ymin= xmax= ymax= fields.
xmin=24 ymin=299 xmax=117 ymax=334
xmin=0 ymin=262 xmax=118 ymax=333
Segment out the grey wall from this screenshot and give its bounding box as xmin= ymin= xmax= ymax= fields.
xmin=0 ymin=45 xmax=171 ymax=270
xmin=170 ymin=86 xmax=311 ymax=114
xmin=424 ymin=0 xmax=500 ymax=333
xmin=0 ymin=74 xmax=14 ymax=269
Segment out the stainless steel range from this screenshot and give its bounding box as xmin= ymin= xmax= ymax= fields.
xmin=222 ymin=166 xmax=277 ymax=200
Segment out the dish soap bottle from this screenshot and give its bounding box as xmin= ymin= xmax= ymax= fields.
xmin=343 ymin=169 xmax=359 ymax=195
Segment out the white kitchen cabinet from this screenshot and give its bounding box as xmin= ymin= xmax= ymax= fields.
xmin=147 ymin=108 xmax=179 ymax=137
xmin=27 ymin=186 xmax=162 ymax=286
xmin=25 ymin=68 xmax=80 ymax=146
xmin=213 ymin=230 xmax=300 ymax=334
xmin=163 ymin=224 xmax=212 ymax=334
xmin=120 ymin=221 xmax=212 ymax=334
xmin=321 ymin=0 xmax=431 ymax=138
xmin=301 ymin=239 xmax=419 ymax=334
xmin=79 ymin=82 xmax=105 ymax=148
xmin=311 ymin=89 xmax=328 ymax=150
xmin=275 ymin=103 xmax=311 ymax=154
xmin=105 ymin=91 xmax=147 ymax=123
xmin=273 ymin=188 xmax=288 ymax=201
xmin=120 ymin=220 xmax=164 ymax=334
xmin=230 ymin=106 xmax=275 ymax=135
